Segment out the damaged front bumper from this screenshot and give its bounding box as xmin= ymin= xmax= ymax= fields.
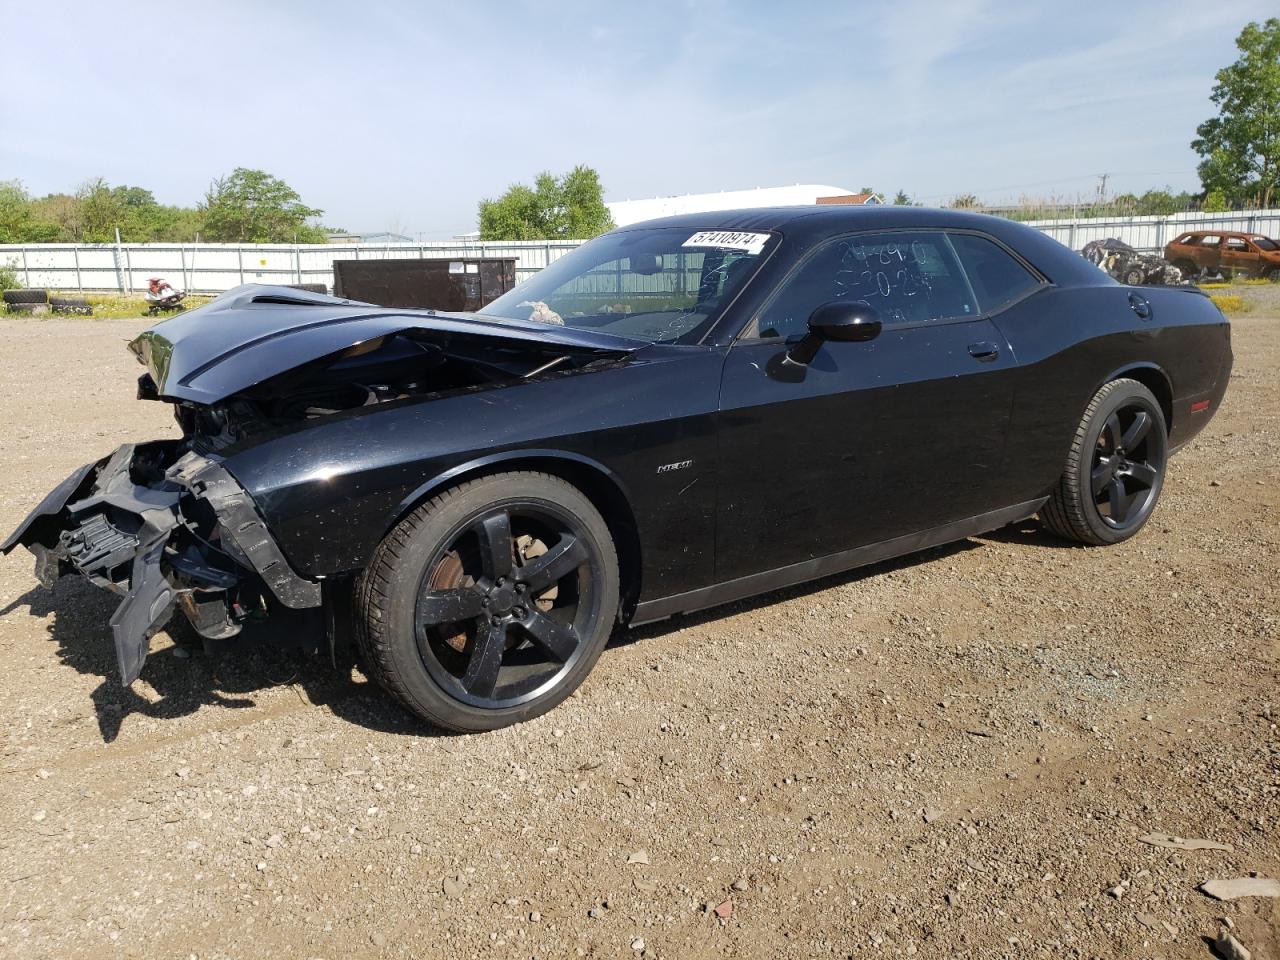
xmin=2 ymin=442 xmax=320 ymax=684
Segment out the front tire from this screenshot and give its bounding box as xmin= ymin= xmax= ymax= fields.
xmin=355 ymin=472 xmax=619 ymax=732
xmin=1039 ymin=378 xmax=1168 ymax=545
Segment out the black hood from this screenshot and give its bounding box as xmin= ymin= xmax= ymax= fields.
xmin=129 ymin=284 xmax=647 ymax=404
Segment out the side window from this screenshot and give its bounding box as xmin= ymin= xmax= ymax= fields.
xmin=753 ymin=231 xmax=974 ymax=339
xmin=948 ymin=233 xmax=1042 ymax=313
xmin=1178 ymin=234 xmax=1200 ymax=246
xmin=1224 ymin=237 xmax=1250 ymax=252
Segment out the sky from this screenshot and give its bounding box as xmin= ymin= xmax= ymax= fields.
xmin=3 ymin=0 xmax=1273 ymax=237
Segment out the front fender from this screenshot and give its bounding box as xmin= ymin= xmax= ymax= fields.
xmin=385 ymin=447 xmax=635 ymax=539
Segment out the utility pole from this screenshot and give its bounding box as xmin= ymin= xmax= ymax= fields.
xmin=1096 ymin=173 xmax=1110 ymax=205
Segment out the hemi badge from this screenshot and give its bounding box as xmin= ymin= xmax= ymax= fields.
xmin=656 ymin=460 xmax=693 ymax=474
xmin=1190 ymin=400 xmax=1211 ymax=413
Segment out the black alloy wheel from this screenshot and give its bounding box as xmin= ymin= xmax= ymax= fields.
xmin=1040 ymin=378 xmax=1168 ymax=545
xmin=1089 ymin=405 xmax=1162 ymax=531
xmin=356 ymin=472 xmax=619 ymax=732
xmin=415 ymin=503 xmax=601 ymax=709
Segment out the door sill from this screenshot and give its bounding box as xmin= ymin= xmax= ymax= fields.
xmin=631 ymin=498 xmax=1047 ymax=626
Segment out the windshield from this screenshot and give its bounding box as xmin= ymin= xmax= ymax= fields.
xmin=480 ymin=226 xmax=776 ymax=343
xmin=1250 ymin=236 xmax=1278 ymax=251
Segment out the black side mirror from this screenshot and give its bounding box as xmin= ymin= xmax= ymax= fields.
xmin=784 ymin=301 xmax=882 ymax=367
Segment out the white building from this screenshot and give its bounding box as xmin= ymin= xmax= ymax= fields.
xmin=606 ymin=184 xmax=880 ymax=227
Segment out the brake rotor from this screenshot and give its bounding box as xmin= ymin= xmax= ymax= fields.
xmin=427 ymin=550 xmax=471 ymax=653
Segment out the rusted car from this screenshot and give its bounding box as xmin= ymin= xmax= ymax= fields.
xmin=1164 ymin=231 xmax=1280 ymax=280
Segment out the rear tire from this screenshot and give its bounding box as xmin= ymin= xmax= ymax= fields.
xmin=1122 ymin=266 xmax=1146 ymax=286
xmin=1039 ymin=378 xmax=1167 ymax=546
xmin=355 ymin=472 xmax=619 ymax=732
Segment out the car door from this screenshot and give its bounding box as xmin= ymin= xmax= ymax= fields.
xmin=714 ymin=230 xmax=1016 ymax=583
xmin=1200 ymin=235 xmax=1224 ymax=274
xmin=1221 ymin=236 xmax=1261 ymax=276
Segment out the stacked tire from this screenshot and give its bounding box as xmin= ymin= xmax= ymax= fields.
xmin=3 ymin=289 xmax=49 ymax=316
xmin=50 ymin=296 xmax=93 ymax=316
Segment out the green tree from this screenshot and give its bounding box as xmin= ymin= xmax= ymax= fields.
xmin=1134 ymin=189 xmax=1191 ymax=215
xmin=1203 ymin=187 xmax=1230 ymax=212
xmin=0 ymin=180 xmax=36 ymax=243
xmin=30 ymin=193 xmax=83 ymax=241
xmin=201 ymin=168 xmax=326 ymax=242
xmin=1192 ymin=18 xmax=1280 ymax=208
xmin=79 ymin=178 xmax=125 ymax=242
xmin=950 ymin=193 xmax=980 ymax=209
xmin=892 ymin=190 xmax=911 ymax=205
xmin=478 ymin=165 xmax=614 ymax=240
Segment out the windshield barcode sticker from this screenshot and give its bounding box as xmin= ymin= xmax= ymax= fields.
xmin=682 ymin=231 xmax=770 ymax=255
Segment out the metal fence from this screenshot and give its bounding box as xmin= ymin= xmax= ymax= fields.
xmin=1021 ymin=209 xmax=1280 ymax=254
xmin=3 ymin=210 xmax=1280 ymax=294
xmin=0 ymin=239 xmax=584 ymax=295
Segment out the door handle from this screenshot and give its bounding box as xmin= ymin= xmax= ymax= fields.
xmin=967 ymin=341 xmax=1000 ymax=362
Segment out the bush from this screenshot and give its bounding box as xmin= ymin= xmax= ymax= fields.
xmin=0 ymin=259 xmax=18 ymax=291
xmin=1209 ymin=294 xmax=1247 ymax=313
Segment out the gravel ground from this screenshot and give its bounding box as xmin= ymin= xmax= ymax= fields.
xmin=0 ymin=313 xmax=1276 ymax=960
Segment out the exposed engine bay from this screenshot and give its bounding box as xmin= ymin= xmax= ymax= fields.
xmin=163 ymin=330 xmax=622 ymax=451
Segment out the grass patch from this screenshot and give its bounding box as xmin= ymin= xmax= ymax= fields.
xmin=78 ymin=293 xmax=214 ymax=319
xmin=4 ymin=293 xmax=215 ymax=320
xmin=1209 ymin=294 xmax=1248 ymax=314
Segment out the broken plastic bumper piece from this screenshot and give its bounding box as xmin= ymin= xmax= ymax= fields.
xmin=2 ymin=442 xmax=320 ymax=685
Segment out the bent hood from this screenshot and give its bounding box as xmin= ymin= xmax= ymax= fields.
xmin=129 ymin=284 xmax=647 ymax=404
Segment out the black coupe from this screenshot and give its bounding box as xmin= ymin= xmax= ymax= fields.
xmin=4 ymin=207 xmax=1232 ymax=731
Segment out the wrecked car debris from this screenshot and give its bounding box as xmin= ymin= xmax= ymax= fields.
xmin=1081 ymin=238 xmax=1188 ymax=286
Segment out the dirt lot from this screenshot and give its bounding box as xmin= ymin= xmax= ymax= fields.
xmin=0 ymin=308 xmax=1277 ymax=960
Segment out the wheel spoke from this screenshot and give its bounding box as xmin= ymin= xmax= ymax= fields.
xmin=1103 ymin=412 xmax=1122 ymax=450
xmin=1091 ymin=459 xmax=1115 ymax=495
xmin=1127 ymin=461 xmax=1158 ymax=489
xmin=417 ymin=586 xmax=485 ymax=627
xmin=461 ymin=621 xmax=507 ymax=697
xmin=1121 ymin=411 xmax=1152 ymax=451
xmin=518 ymin=535 xmax=588 ymax=594
xmin=1108 ymin=478 xmax=1130 ymax=523
xmin=520 ymin=610 xmax=580 ymax=662
xmin=474 ymin=511 xmax=513 ymax=580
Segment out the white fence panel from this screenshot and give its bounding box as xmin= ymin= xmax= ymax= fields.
xmin=1023 ymin=209 xmax=1280 ymax=253
xmin=1 ymin=216 xmax=1277 ymax=294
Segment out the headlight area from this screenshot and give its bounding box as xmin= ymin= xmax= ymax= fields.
xmin=6 ymin=439 xmax=320 ymax=685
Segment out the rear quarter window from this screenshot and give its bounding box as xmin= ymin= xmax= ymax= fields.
xmin=947 ymin=234 xmax=1042 ymax=314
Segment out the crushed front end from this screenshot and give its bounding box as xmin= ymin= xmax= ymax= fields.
xmin=1 ymin=440 xmax=320 ymax=684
